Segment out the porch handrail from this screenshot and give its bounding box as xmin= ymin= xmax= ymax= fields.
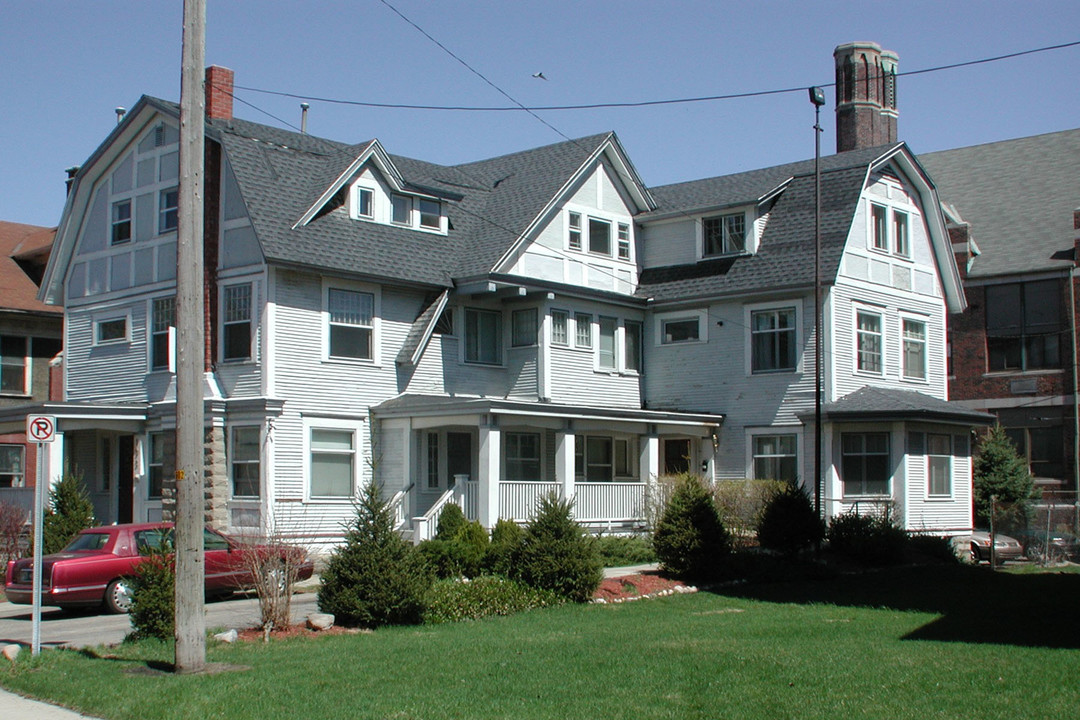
xmin=411 ymin=487 xmax=456 ymax=545
xmin=388 ymin=483 xmax=414 ymax=531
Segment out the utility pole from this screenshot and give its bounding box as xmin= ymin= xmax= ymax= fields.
xmin=809 ymin=87 xmax=826 ymax=520
xmin=175 ymin=0 xmax=207 ymax=674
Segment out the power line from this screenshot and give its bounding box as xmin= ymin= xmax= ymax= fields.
xmin=231 ymin=39 xmax=1080 ymax=113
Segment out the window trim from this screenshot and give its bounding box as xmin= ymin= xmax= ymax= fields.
xmin=463 ymin=307 xmax=503 ymax=366
xmin=324 ymin=283 xmax=379 ymax=364
xmin=354 ymin=186 xmax=374 ymax=219
xmin=229 ymin=425 xmax=262 ymax=499
xmin=390 ymin=193 xmax=411 ymax=225
xmin=550 ymin=309 xmax=569 ymax=346
xmin=417 ymin=198 xmax=442 ymax=230
xmin=567 ymin=212 xmax=582 ymax=251
xmin=511 ymin=308 xmax=538 ymax=348
xmin=617 ymin=223 xmax=631 ymax=261
xmin=623 ymin=320 xmax=643 ymax=374
xmin=93 ymin=312 xmax=131 ymax=347
xmin=574 ymin=313 xmax=593 ymax=350
xmin=841 ymin=431 xmax=891 ymax=498
xmin=655 ymin=309 xmax=707 ymax=346
xmin=0 ymin=444 xmax=25 ymax=488
xmin=746 ymin=300 xmax=800 ymax=375
xmin=701 ymin=211 xmax=747 ymax=258
xmin=588 ymin=217 xmax=612 ymax=256
xmin=926 ymin=433 xmax=952 ymax=498
xmin=597 ymin=315 xmax=618 ymax=371
xmin=747 ymin=430 xmax=800 ymax=483
xmin=893 ymin=209 xmax=910 ymax=257
xmin=901 ymin=314 xmax=928 ymax=382
xmin=111 ymin=199 xmax=132 ymax=245
xmin=304 ymin=418 xmax=363 ymax=502
xmin=870 ymin=203 xmax=889 ymax=252
xmin=985 ymin=279 xmax=1063 ymax=373
xmin=504 ymin=431 xmax=542 ymax=482
xmin=854 ymin=307 xmax=884 ymax=375
xmin=149 ymin=296 xmax=176 ymax=372
xmin=0 ymin=335 xmax=30 ymax=396
xmin=158 ymin=186 xmax=179 ymax=234
xmin=147 ymin=431 xmax=168 ymax=500
xmin=220 ymin=282 xmax=255 ymax=363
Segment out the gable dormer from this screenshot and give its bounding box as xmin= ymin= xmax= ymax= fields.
xmin=347 ymin=168 xmax=447 ymax=235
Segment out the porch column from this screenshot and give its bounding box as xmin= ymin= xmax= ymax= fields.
xmin=45 ymin=430 xmax=64 ymax=490
xmin=640 ymin=431 xmax=659 ymax=483
xmin=477 ymin=416 xmax=501 ymax=529
xmin=555 ymin=425 xmax=575 ymax=501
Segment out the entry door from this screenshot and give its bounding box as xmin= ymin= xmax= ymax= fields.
xmin=447 ymin=433 xmax=472 ymax=486
xmin=663 ymin=438 xmax=691 ymax=475
xmin=117 ymin=435 xmax=134 ymax=524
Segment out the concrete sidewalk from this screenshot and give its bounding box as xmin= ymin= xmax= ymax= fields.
xmin=0 ymin=686 xmax=97 ymax=720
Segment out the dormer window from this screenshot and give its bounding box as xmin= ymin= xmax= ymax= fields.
xmin=418 ymin=199 xmax=441 ymax=230
xmin=703 ymin=212 xmax=745 ymax=257
xmin=589 ymin=218 xmax=611 ymax=255
xmin=391 ymin=194 xmax=410 ymax=225
xmin=356 ymin=187 xmax=373 ymax=218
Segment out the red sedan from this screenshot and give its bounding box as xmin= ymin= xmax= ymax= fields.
xmin=4 ymin=522 xmax=313 ymax=614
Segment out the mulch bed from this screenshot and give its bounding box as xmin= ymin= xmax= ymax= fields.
xmin=593 ymin=571 xmax=695 ymax=603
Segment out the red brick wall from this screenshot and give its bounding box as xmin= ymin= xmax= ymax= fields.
xmin=0 ymin=432 xmax=35 ymax=488
xmin=204 ymin=66 xmax=233 ymax=121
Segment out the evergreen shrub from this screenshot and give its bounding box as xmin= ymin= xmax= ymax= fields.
xmin=423 ymin=575 xmax=560 ymax=624
xmin=756 ymin=483 xmax=824 ymax=557
xmin=484 ymin=518 xmax=523 ymax=576
xmin=826 ymin=512 xmax=908 ymax=566
xmin=128 ymin=538 xmax=175 ymax=641
xmin=42 ymin=472 xmax=96 ymax=554
xmin=510 ymin=494 xmax=602 ymax=602
xmin=652 ymin=473 xmax=729 ymax=581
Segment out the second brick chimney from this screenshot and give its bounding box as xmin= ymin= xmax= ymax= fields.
xmin=834 ymin=42 xmax=898 ymax=153
xmin=205 ymin=65 xmax=234 ymax=121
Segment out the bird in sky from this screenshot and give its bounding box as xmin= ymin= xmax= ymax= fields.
xmin=532 ymin=72 xmax=547 ymax=80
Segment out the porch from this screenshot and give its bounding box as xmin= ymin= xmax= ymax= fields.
xmin=373 ymin=394 xmax=723 ymax=542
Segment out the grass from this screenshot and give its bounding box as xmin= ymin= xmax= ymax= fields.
xmin=2 ymin=564 xmax=1079 ymax=720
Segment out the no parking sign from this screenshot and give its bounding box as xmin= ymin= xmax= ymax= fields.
xmin=26 ymin=415 xmax=56 ymax=443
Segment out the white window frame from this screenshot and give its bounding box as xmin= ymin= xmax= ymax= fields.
xmin=354 ymin=185 xmax=374 ymax=219
xmin=655 ymin=309 xmax=708 ymax=346
xmin=574 ymin=313 xmax=593 ymax=349
xmin=147 ymin=431 xmax=167 ymax=500
xmin=588 ymin=217 xmax=612 ymax=257
xmin=221 ymin=281 xmax=255 ymax=363
xmin=623 ymin=320 xmax=643 ymax=374
xmin=149 ymin=296 xmax=176 ymax=372
xmin=0 ymin=444 xmax=25 ymax=488
xmin=463 ymin=307 xmax=503 ymax=366
xmin=550 ymin=309 xmax=569 ymax=346
xmin=870 ymin=203 xmax=888 ymax=252
xmin=158 ymin=186 xmax=178 ymax=234
xmin=854 ymin=307 xmax=884 ymax=375
xmin=323 ymin=282 xmax=380 ymax=364
xmin=893 ymin=209 xmax=910 ymax=257
xmin=746 ymin=430 xmax=800 ymax=483
xmin=504 ymin=431 xmax=542 ymax=482
xmin=0 ymin=335 xmax=30 ymax=396
xmin=390 ymin=194 xmax=411 ymax=225
xmin=229 ymin=425 xmax=262 ymax=499
xmin=597 ymin=315 xmax=618 ymax=371
xmin=417 ymin=198 xmax=442 ymax=230
xmin=617 ymin=223 xmax=631 ymax=261
xmin=567 ymin=212 xmax=582 ymax=251
xmin=926 ymin=433 xmax=952 ymax=498
xmin=93 ymin=311 xmax=131 ymax=347
xmin=901 ymin=314 xmax=928 ymax=382
xmin=701 ymin=211 xmax=747 ymax=257
xmin=111 ymin=199 xmax=132 ymax=245
xmin=304 ymin=417 xmax=363 ymax=502
xmin=744 ymin=300 xmax=801 ymax=375
xmin=841 ymin=431 xmax=891 ymax=497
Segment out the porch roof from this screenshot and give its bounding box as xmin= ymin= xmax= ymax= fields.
xmin=0 ymin=401 xmax=149 ymax=425
xmin=372 ymin=394 xmax=723 ymax=428
xmin=803 ymin=387 xmax=995 ymax=426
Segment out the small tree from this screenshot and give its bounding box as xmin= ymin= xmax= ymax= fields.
xmin=128 ymin=538 xmax=175 ymax=639
xmin=652 ymin=473 xmax=729 ymax=581
xmin=757 ymin=482 xmax=824 ymax=557
xmin=318 ymin=481 xmax=432 ymax=628
xmin=485 ymin=518 xmax=523 ymax=576
xmin=973 ymin=425 xmax=1035 ymax=530
xmin=0 ymin=501 xmax=28 ymax=567
xmin=511 ymin=494 xmax=602 ymax=602
xmin=43 ymin=472 xmax=96 ymax=554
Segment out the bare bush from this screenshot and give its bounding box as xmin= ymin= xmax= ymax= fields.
xmin=0 ymin=501 xmax=28 ymax=567
xmin=235 ymin=524 xmax=311 ymax=632
xmin=711 ymin=478 xmax=788 ymax=548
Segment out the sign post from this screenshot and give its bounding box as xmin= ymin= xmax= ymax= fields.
xmin=26 ymin=415 xmax=56 ymax=657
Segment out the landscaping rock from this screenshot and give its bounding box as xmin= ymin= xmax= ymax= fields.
xmin=3 ymin=644 xmax=20 ymax=664
xmin=307 ymin=612 xmax=335 ymax=631
xmin=213 ymin=629 xmax=238 ymax=643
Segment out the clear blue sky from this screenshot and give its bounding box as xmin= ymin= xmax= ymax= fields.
xmin=2 ymin=0 xmax=1078 ymax=227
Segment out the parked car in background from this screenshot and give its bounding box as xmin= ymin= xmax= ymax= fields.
xmin=3 ymin=522 xmax=313 ymax=613
xmin=967 ymin=531 xmax=1024 ymax=564
xmin=1014 ymin=529 xmax=1080 ymax=563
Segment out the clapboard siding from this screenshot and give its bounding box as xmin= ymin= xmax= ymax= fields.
xmin=64 ymin=303 xmax=151 ymax=402
xmin=547 ymin=345 xmax=641 ymax=408
xmin=639 ymin=218 xmax=697 ymax=268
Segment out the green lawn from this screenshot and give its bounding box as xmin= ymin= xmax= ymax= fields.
xmin=3 ymin=564 xmax=1078 ymax=720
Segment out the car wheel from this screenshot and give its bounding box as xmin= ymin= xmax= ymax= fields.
xmin=970 ymin=543 xmax=981 ymax=564
xmin=105 ymin=578 xmax=134 ymax=614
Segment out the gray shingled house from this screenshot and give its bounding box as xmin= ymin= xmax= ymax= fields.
xmin=24 ymin=61 xmax=989 ymax=550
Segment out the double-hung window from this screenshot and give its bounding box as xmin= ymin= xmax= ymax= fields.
xmin=624 ymin=321 xmax=642 ymax=373
xmin=927 ymin=434 xmax=951 ymax=497
xmin=550 ymin=310 xmax=569 ymax=346
xmin=511 ymin=308 xmax=537 ymax=348
xmin=328 ymin=288 xmax=374 ymax=360
xmin=158 ymin=187 xmax=178 ymax=233
xmin=568 ymin=212 xmax=582 ymax=251
xmin=575 ymin=435 xmax=614 ymax=482
xmin=752 ymin=434 xmax=797 ymax=483
xmin=598 ymin=316 xmax=617 ymax=370
xmin=617 ymin=223 xmax=631 ymax=260
xmin=0 ymin=336 xmax=28 ymax=394
xmin=230 ymin=426 xmax=261 ymax=498
xmin=309 ymin=428 xmax=356 ymax=499
xmin=893 ymin=210 xmax=909 ymax=256
xmin=856 ymin=310 xmax=883 ymax=374
xmin=151 ymin=297 xmax=175 ymax=371
xmin=751 ymin=307 xmax=796 ymax=373
xmin=223 ymin=283 xmax=252 ymax=361
xmin=465 ymin=308 xmax=502 ymax=365
xmin=418 ymin=199 xmax=441 ymax=230
xmin=505 ymin=432 xmax=541 ymax=482
xmin=575 ymin=313 xmax=592 ymax=349
xmin=0 ymin=445 xmax=24 ymax=488
xmin=355 ymin=187 xmax=373 ymax=218
xmin=841 ymin=432 xmax=890 ymax=496
xmin=702 ymin=213 xmax=746 ymax=256
xmin=871 ymin=204 xmax=888 ymax=251
xmin=391 ymin=194 xmax=411 ymax=225
xmin=148 ymin=432 xmax=168 ymax=499
xmin=902 ymin=318 xmax=926 ymax=380
xmin=986 ymin=280 xmax=1062 ymax=372
xmin=111 ymin=200 xmax=132 ymax=245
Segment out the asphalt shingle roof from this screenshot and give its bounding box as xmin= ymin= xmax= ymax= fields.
xmin=638 ymin=145 xmax=898 ymax=302
xmin=0 ymin=221 xmax=60 ymax=315
xmin=918 ymin=128 xmax=1080 ymax=279
xmin=816 ymin=387 xmax=994 ymax=424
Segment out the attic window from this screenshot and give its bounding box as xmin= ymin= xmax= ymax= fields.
xmin=418 ymin=199 xmax=440 ymax=229
xmin=356 ymin=188 xmax=373 ymax=218
xmin=702 ymin=213 xmax=745 ymax=257
xmin=391 ymin=194 xmax=410 ymax=225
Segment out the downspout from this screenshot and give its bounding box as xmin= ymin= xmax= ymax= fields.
xmin=1071 ymin=265 xmax=1079 ymax=534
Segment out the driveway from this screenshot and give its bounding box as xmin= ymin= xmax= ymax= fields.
xmin=0 ymin=592 xmax=319 ymax=649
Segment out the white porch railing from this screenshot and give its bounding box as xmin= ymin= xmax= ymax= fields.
xmin=463 ymin=480 xmax=479 ymax=521
xmin=499 ymin=481 xmax=561 ymax=521
xmin=411 ymin=488 xmax=455 ymax=545
xmin=388 ymin=483 xmax=413 ymax=531
xmin=574 ymin=482 xmax=646 ymax=523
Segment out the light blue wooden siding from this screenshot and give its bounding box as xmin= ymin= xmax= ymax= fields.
xmin=639 ymin=218 xmax=697 ymax=268
xmin=64 ymin=304 xmax=150 ymax=403
xmin=903 ymin=426 xmax=973 ymax=532
xmin=547 ymin=345 xmax=640 ymax=408
xmin=507 ymin=349 xmax=539 ymax=399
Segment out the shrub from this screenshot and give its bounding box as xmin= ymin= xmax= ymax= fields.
xmin=908 ymin=534 xmax=960 ymax=564
xmin=484 ymin=518 xmax=523 ymax=575
xmin=711 ymin=478 xmax=788 ymax=547
xmin=42 ymin=472 xmax=96 ymax=555
xmin=973 ymin=425 xmax=1035 ymax=531
xmin=595 ymin=534 xmax=656 ymax=567
xmin=318 ymin=481 xmax=432 ymax=628
xmin=418 ymin=519 xmax=489 ymax=579
xmin=128 ymin=540 xmax=175 ymax=641
xmin=826 ymin=512 xmax=908 ymax=566
xmin=0 ymin=501 xmax=27 ymax=567
xmin=510 ymin=494 xmax=602 ymax=602
xmin=756 ymin=483 xmax=824 ymax=557
xmin=435 ymin=502 xmax=468 ymax=540
xmin=423 ymin=575 xmax=560 ymax=624
xmin=652 ymin=473 xmax=729 ymax=581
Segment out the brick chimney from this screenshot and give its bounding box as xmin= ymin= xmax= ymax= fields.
xmin=834 ymin=42 xmax=898 ymax=152
xmin=205 ymin=65 xmax=234 ymax=121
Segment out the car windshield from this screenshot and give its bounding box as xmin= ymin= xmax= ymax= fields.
xmin=63 ymin=532 xmax=111 ymax=552
xmin=134 ymin=528 xmax=174 ymax=554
